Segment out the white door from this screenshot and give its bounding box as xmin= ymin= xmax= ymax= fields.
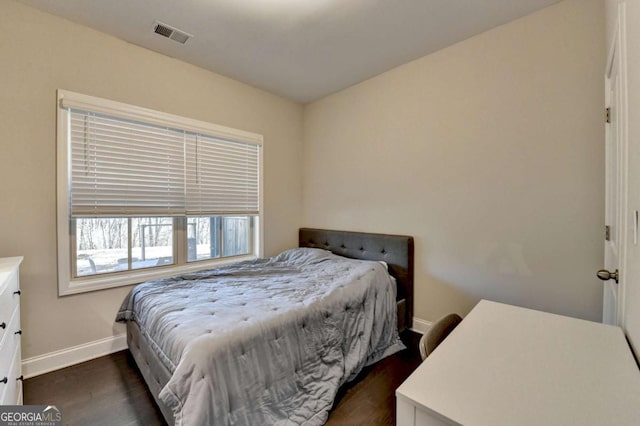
xmin=601 ymin=28 xmax=626 ymax=326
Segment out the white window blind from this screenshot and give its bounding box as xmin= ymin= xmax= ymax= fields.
xmin=70 ymin=110 xmax=186 ymax=216
xmin=68 ymin=108 xmax=261 ymax=217
xmin=186 ymin=134 xmax=260 ymax=215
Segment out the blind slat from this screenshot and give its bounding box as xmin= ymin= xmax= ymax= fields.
xmin=70 ymin=130 xmax=185 ymax=151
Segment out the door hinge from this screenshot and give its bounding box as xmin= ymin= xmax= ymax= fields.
xmin=606 ymin=107 xmax=611 ymax=123
xmin=605 ymin=225 xmax=611 ymax=241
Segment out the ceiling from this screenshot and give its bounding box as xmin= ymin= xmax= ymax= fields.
xmin=19 ymin=0 xmax=562 ymax=103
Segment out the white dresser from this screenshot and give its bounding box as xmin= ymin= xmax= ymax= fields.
xmin=0 ymin=257 xmax=23 ymax=405
xmin=396 ymin=300 xmax=640 ymax=426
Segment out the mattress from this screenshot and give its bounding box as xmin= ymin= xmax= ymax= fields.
xmin=117 ymin=247 xmax=404 ymax=425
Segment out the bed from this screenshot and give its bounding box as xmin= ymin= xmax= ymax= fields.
xmin=118 ymin=228 xmax=414 ymax=425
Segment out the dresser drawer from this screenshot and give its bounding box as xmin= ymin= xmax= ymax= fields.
xmin=0 ymin=267 xmax=19 ymax=343
xmin=0 ymin=257 xmax=22 ymax=406
xmin=0 ymin=341 xmax=22 ymax=405
xmin=0 ymin=306 xmax=20 ymax=377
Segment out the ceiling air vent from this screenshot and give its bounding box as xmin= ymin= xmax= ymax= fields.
xmin=153 ymin=21 xmax=192 ymax=44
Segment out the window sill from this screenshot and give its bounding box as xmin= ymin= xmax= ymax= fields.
xmin=59 ymin=255 xmax=257 ymax=296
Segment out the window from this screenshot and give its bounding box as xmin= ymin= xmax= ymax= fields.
xmin=186 ymin=216 xmax=252 ymax=261
xmin=57 ymin=90 xmax=263 ymax=295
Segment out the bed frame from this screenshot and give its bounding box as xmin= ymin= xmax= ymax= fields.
xmin=127 ymin=228 xmax=414 ymax=425
xmin=299 ymin=228 xmax=414 ymax=331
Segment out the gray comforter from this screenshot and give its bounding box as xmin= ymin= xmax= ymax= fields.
xmin=116 ymin=248 xmax=404 ymax=425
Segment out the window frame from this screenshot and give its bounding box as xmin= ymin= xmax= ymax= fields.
xmin=56 ymin=90 xmax=264 ymax=296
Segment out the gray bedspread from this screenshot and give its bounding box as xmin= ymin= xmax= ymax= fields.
xmin=116 ymin=248 xmax=404 ymax=425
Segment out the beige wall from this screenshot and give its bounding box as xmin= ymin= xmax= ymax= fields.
xmin=303 ymin=0 xmax=605 ymax=322
xmin=0 ymin=0 xmax=303 ymax=358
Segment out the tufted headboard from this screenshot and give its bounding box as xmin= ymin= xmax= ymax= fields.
xmin=299 ymin=228 xmax=414 ymax=331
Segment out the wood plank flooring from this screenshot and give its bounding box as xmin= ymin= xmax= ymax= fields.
xmin=24 ymin=331 xmax=421 ymax=426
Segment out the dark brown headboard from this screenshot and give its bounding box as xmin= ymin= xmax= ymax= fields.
xmin=299 ymin=228 xmax=414 ymax=331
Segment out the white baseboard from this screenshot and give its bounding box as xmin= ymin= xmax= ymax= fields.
xmin=22 ymin=334 xmax=128 ymax=379
xmin=411 ymin=317 xmax=432 ymax=335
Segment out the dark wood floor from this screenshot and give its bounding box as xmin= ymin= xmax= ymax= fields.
xmin=24 ymin=331 xmax=421 ymax=426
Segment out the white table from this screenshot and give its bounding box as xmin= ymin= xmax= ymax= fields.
xmin=396 ymin=300 xmax=640 ymax=426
